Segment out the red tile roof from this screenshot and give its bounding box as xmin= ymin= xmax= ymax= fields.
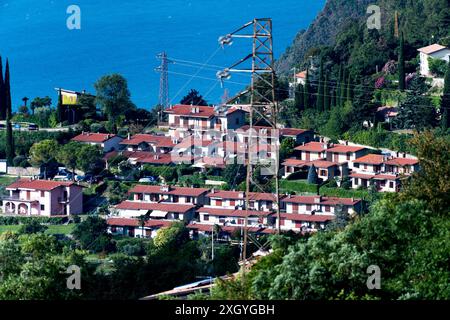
xmin=295 ymin=142 xmax=328 ymax=153
xmin=281 ymin=213 xmax=335 ymax=223
xmin=327 ymin=145 xmax=366 ymax=153
xmin=107 ymin=218 xmax=173 ymax=228
xmin=129 ymin=185 xmax=209 ymax=197
xmin=197 ymin=207 xmax=273 ymax=217
xmin=384 ymin=158 xmax=419 ymax=166
xmin=350 ymin=173 xmax=375 ymax=179
xmin=280 ymin=128 xmax=311 ymax=136
xmin=122 ymin=151 xmax=173 ymax=165
xmin=72 ymin=132 xmax=118 ymax=143
xmin=282 ymin=195 xmax=360 ymax=206
xmin=115 ymin=201 xmax=195 ymax=213
xmin=372 ymin=174 xmax=400 ymax=181
xmin=165 ymin=105 xmax=215 ymax=118
xmin=187 ymin=223 xmax=264 ymax=233
xmin=121 ymin=134 xmax=175 ymax=148
xmin=7 ymin=179 xmax=76 ymax=191
xmin=282 ymin=159 xmax=308 ymax=167
xmin=354 ymin=154 xmax=385 ymax=165
xmin=206 ymin=190 xmax=278 ymax=202
xmin=295 ymin=70 xmax=307 ymax=79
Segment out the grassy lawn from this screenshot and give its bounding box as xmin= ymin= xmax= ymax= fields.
xmin=281 ymin=179 xmax=370 ymax=199
xmin=0 ymin=175 xmax=17 ymax=187
xmin=0 ymin=224 xmax=75 ymax=235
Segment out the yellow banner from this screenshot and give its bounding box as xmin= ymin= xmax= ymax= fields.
xmin=61 ymin=92 xmax=78 ymax=105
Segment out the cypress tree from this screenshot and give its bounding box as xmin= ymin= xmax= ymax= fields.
xmin=57 ymin=88 xmax=64 ymax=123
xmin=336 ymin=65 xmax=342 ymax=108
xmin=340 ymin=68 xmax=346 ymax=107
xmin=316 ymin=58 xmax=324 ymax=112
xmin=5 ymin=59 xmax=15 ymax=165
xmin=295 ymin=84 xmax=305 ymax=111
xmin=0 ymin=56 xmax=5 ymax=121
xmin=346 ymin=74 xmax=353 ymax=104
xmin=303 ymin=70 xmax=310 ymax=109
xmin=331 ymin=89 xmax=336 ymax=108
xmin=399 ymin=33 xmax=406 ymax=91
xmin=441 ymin=63 xmax=450 ymax=130
xmin=324 ymin=75 xmax=330 ymax=110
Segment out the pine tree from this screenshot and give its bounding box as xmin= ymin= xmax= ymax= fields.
xmin=316 ymin=57 xmax=324 ymax=112
xmin=398 ymin=33 xmax=406 ymax=91
xmin=295 ymin=84 xmax=305 ymax=111
xmin=441 ymin=63 xmax=450 ymax=130
xmin=0 ymin=56 xmax=5 ymax=121
xmin=5 ymin=59 xmax=15 ymax=165
xmin=324 ymin=75 xmax=330 ymax=110
xmin=303 ymin=70 xmax=310 ymax=109
xmin=307 ymin=164 xmax=319 ymax=184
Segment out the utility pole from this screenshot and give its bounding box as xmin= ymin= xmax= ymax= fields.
xmin=394 ymin=11 xmax=399 ymax=38
xmin=218 ymin=18 xmax=281 ymax=279
xmin=155 ymin=52 xmax=172 ymax=122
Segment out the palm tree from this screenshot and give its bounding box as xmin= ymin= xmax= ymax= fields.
xmin=22 ymin=97 xmax=29 ymax=107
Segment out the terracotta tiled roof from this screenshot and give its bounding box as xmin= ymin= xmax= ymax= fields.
xmin=7 ymin=179 xmax=76 ymax=191
xmin=122 ymin=151 xmax=173 ymax=165
xmin=354 ymin=154 xmax=385 ymax=165
xmin=187 ymin=223 xmax=264 ymax=233
xmin=107 ymin=218 xmax=173 ymax=228
xmin=295 ymin=142 xmax=328 ymax=153
xmin=384 ymin=158 xmax=419 ymax=166
xmin=282 ymin=195 xmax=360 ymax=206
xmin=282 ymin=158 xmax=338 ymax=168
xmin=115 ymin=201 xmax=195 ymax=213
xmin=206 ymin=190 xmax=278 ymax=202
xmin=417 ymin=44 xmax=448 ymax=55
xmin=164 ymin=105 xmax=215 ymax=118
xmin=350 ymin=173 xmax=375 ymax=179
xmin=372 ymin=174 xmax=400 ymax=181
xmin=197 ymin=207 xmax=273 ymax=217
xmin=282 ymin=159 xmax=308 ymax=167
xmin=295 ymin=71 xmax=307 ymax=79
xmin=121 ymin=134 xmax=175 ymax=148
xmin=327 ymin=145 xmax=366 ymax=153
xmin=129 ymin=185 xmax=209 ymax=197
xmin=72 ymin=132 xmax=117 ymax=143
xmin=280 ymin=128 xmax=311 ymax=136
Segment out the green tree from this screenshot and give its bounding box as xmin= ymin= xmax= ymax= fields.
xmin=180 ymin=89 xmax=208 ymax=106
xmin=279 ymin=137 xmax=296 ymax=161
xmin=76 ymin=144 xmax=104 ymax=174
xmin=324 ymin=75 xmax=330 ymax=110
xmin=72 ymin=216 xmax=115 ymax=253
xmin=29 ymin=139 xmax=59 ymax=168
xmin=4 ymin=59 xmax=14 ymax=165
xmin=0 ymin=56 xmax=5 ymax=120
xmin=303 ymin=70 xmax=310 ymax=109
xmin=294 ymin=84 xmax=304 ymax=111
xmin=441 ymin=63 xmax=450 ymax=130
xmin=94 ymin=74 xmax=135 ymax=133
xmin=18 ymin=220 xmax=48 ymax=235
xmin=398 ymin=33 xmax=406 ymax=91
xmin=316 ymin=57 xmax=325 ymax=112
xmin=56 ymin=141 xmax=80 ymax=179
xmin=307 ymin=164 xmax=319 ymax=184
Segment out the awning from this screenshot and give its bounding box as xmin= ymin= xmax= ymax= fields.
xmin=149 ymin=211 xmax=168 ymax=218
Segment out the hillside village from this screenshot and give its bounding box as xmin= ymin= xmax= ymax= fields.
xmin=0 ymin=0 xmax=448 ymax=301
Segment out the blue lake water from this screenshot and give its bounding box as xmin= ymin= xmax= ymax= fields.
xmin=0 ymin=0 xmax=325 ymax=110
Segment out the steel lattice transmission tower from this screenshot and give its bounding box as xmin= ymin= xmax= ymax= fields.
xmin=155 ymin=52 xmax=172 ymax=121
xmin=218 ymin=18 xmax=281 ymax=274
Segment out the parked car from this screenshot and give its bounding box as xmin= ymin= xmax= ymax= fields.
xmin=28 ymin=124 xmax=39 ymax=131
xmin=139 ymin=176 xmax=156 ymax=183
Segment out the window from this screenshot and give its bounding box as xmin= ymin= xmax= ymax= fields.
xmin=40 ymin=204 xmax=45 ymax=211
xmin=216 ymin=199 xmax=222 ymax=206
xmin=364 ymin=164 xmax=368 ymax=169
xmin=230 ymin=200 xmax=235 ymax=206
xmin=319 ymin=169 xmax=327 ymax=177
xmin=324 ymin=205 xmax=331 ymax=212
xmin=306 ymin=205 xmax=312 ymax=211
xmin=173 ymin=213 xmax=179 ymax=220
xmin=173 ymin=195 xmax=179 ymax=203
xmin=40 ymin=191 xmax=45 ymax=197
xmin=203 ymin=215 xmax=209 ymax=221
xmin=346 ymin=153 xmax=351 ymax=160
xmin=186 ymin=196 xmax=192 ymax=203
xmin=389 ymin=182 xmax=394 ymax=189
xmin=292 ymin=204 xmax=299 ymax=213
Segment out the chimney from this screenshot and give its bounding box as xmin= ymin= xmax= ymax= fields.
xmin=127 ymin=133 xmax=131 ymax=140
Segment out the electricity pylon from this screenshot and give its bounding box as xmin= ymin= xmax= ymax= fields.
xmin=218 ymin=18 xmax=281 ymax=276
xmin=155 ymin=52 xmax=172 ymax=122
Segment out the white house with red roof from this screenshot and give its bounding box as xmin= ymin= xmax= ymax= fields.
xmin=279 ymin=195 xmax=361 ymax=232
xmin=2 ymin=179 xmax=83 ymax=216
xmin=71 ymin=132 xmax=123 ymax=153
xmin=418 ymin=44 xmax=450 ymax=77
xmin=120 ymin=134 xmax=176 ymax=153
xmin=206 ymin=189 xmax=281 ymax=212
xmin=235 ymin=125 xmax=314 ymax=145
xmin=282 ymin=158 xmax=349 ymax=181
xmin=114 ymin=201 xmax=196 ymax=221
xmin=196 ymin=207 xmax=274 ymax=228
xmin=325 ymin=144 xmax=369 ymax=169
xmin=122 ymin=151 xmax=174 ymax=167
xmin=128 ymin=184 xmax=209 ymax=205
xmin=107 ymin=217 xmax=174 ymax=238
xmin=294 ymin=142 xmax=329 ymax=161
xmin=350 ymin=172 xmax=401 ymax=192
xmin=165 ymin=104 xmax=247 ymax=138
